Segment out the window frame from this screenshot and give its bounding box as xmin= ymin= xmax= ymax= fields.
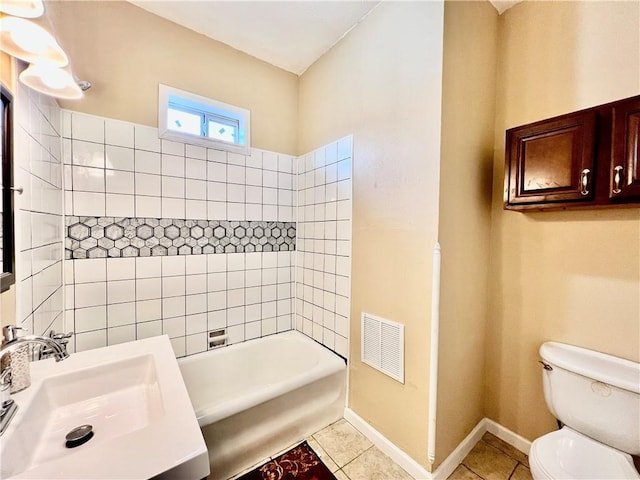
xmin=158 ymin=84 xmax=250 ymax=154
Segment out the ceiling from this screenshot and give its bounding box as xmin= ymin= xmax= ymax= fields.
xmin=128 ymin=1 xmax=381 ymax=75
xmin=127 ymin=0 xmax=523 ymax=76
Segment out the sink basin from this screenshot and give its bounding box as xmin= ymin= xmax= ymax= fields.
xmin=0 ymin=336 xmax=209 ymax=479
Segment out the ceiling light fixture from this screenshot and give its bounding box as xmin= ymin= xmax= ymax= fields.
xmin=0 ymin=14 xmax=68 ymax=66
xmin=0 ymin=0 xmax=44 ymax=18
xmin=19 ymin=64 xmax=83 ymax=99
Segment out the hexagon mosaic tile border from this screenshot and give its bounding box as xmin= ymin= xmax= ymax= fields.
xmin=66 ymin=217 xmax=296 ymax=259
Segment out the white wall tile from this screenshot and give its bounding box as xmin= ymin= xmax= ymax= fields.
xmin=163 ymin=275 xmax=186 ymax=298
xmin=186 ymin=179 xmax=206 ymax=200
xmin=246 ymin=167 xmax=262 ymax=186
xmin=186 ymin=200 xmax=207 ymax=219
xmin=134 ymin=126 xmax=161 ymax=152
xmin=162 ymin=198 xmax=186 ymax=219
xmin=75 ymin=330 xmax=107 ymax=352
xmin=108 ymin=324 xmax=135 ymax=345
xmin=135 ymin=196 xmax=161 ymax=217
xmin=136 ymin=278 xmax=161 ymax=300
xmin=246 ymin=204 xmax=262 ymax=220
xmin=245 ymin=320 xmax=261 ymax=340
xmin=72 ymin=140 xmax=105 ymax=168
xmin=72 ymin=166 xmax=105 ymax=195
xmin=107 ymin=302 xmax=136 ymax=327
xmin=135 ymin=150 xmax=161 ymax=174
xmin=162 ymin=154 xmax=185 ymax=177
xmin=74 ymin=258 xmax=106 ymax=283
xmin=227 ymin=202 xmax=245 ymax=220
xmin=106 ymin=120 xmax=134 ymax=148
xmin=207 ymin=181 xmax=226 ymax=201
xmin=136 ymin=256 xmax=161 ymax=278
xmin=162 ymin=139 xmax=185 ymax=156
xmin=263 ymin=317 xmax=277 ymax=335
xmin=262 ymin=151 xmax=278 ymax=171
xmin=186 ymin=144 xmax=206 ymax=160
xmin=163 ymin=296 xmax=186 ymax=318
xmin=137 ymin=319 xmax=162 ymax=339
xmin=75 ymin=282 xmax=106 ymax=308
xmin=208 ymin=310 xmax=226 ymax=330
xmin=106 ymin=170 xmax=134 ymax=194
xmin=186 ymin=158 xmax=207 ymax=179
xmin=108 ymin=279 xmax=136 ymax=304
xmin=162 ymin=176 xmax=185 ymax=198
xmin=169 ymin=337 xmax=186 ymax=357
xmin=135 ymin=173 xmax=161 ymax=196
xmin=75 ymin=306 xmax=106 ymax=332
xmin=186 ymin=332 xmax=207 ymax=355
xmin=105 ymin=145 xmax=134 ymax=172
xmin=186 ymin=313 xmax=207 ymax=335
xmin=72 ymin=113 xmax=104 ymax=144
xmin=163 ymin=316 xmax=185 ymax=338
xmin=106 ymin=194 xmax=135 ymax=217
xmin=137 ymin=299 xmax=162 ymax=322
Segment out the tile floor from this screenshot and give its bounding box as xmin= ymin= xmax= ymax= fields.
xmin=448 ymin=432 xmax=532 ymax=480
xmin=231 ymin=419 xmax=532 ymax=480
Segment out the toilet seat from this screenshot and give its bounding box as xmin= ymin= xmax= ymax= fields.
xmin=530 ymin=427 xmax=640 ymax=480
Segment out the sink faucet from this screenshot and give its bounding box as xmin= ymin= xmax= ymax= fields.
xmin=0 ymin=326 xmax=70 ymax=435
xmin=0 ymin=326 xmax=70 ymax=363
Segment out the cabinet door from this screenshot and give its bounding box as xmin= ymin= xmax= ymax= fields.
xmin=610 ymin=98 xmax=640 ymax=199
xmin=505 ymin=112 xmax=596 ymax=207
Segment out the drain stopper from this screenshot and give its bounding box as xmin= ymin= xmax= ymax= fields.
xmin=65 ymin=424 xmax=94 ymax=448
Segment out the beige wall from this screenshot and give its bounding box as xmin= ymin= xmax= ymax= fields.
xmin=486 ymin=0 xmax=640 ymax=441
xmin=46 ymin=1 xmax=299 ymax=155
xmin=435 ymin=1 xmax=497 ymax=467
xmin=299 ymin=1 xmax=444 ymax=468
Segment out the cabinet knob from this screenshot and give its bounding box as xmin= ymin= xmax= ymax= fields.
xmin=580 ymin=169 xmax=591 ymax=196
xmin=612 ymin=165 xmax=624 ymax=194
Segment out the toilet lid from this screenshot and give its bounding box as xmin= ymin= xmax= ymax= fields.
xmin=531 ymin=428 xmax=640 ymax=480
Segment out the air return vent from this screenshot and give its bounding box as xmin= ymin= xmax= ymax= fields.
xmin=361 ymin=313 xmax=404 ymax=383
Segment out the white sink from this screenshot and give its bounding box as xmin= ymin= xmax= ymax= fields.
xmin=0 ymin=336 xmax=209 ymax=479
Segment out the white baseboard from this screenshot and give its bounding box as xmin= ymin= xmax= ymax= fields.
xmin=485 ymin=418 xmax=532 ymax=456
xmin=342 ymin=410 xmax=532 ymax=480
xmin=430 ymin=419 xmax=487 ymax=480
xmin=343 ymin=408 xmax=432 ymax=480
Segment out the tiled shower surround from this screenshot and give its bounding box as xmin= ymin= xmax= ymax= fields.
xmin=14 ymin=84 xmax=64 ymax=337
xmin=295 ymin=138 xmax=352 ymax=357
xmin=61 ymin=110 xmax=352 ymax=358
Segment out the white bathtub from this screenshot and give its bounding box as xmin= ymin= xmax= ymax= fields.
xmin=178 ymin=330 xmax=346 ymax=480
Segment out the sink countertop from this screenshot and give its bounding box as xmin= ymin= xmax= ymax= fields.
xmin=1 ymin=335 xmax=209 ymax=480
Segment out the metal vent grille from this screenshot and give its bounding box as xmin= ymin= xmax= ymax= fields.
xmin=361 ymin=313 xmax=404 ymax=383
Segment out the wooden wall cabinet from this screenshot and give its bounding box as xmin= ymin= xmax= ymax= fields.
xmin=504 ymin=95 xmax=640 ymax=211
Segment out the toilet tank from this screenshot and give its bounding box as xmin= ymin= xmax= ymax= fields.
xmin=540 ymin=342 xmax=640 ymax=455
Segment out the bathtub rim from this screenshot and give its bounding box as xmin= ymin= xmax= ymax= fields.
xmin=178 ymin=330 xmax=346 ymax=427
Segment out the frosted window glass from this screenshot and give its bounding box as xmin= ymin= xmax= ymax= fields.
xmin=207 ymin=119 xmax=237 ymax=143
xmin=167 ymin=108 xmax=201 ymax=136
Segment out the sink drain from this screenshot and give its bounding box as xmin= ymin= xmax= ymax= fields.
xmin=65 ymin=424 xmax=94 ymax=448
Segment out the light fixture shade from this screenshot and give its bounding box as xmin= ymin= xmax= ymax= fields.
xmin=0 ymin=0 xmax=44 ymax=18
xmin=19 ymin=64 xmax=82 ymax=99
xmin=0 ymin=15 xmax=68 ymax=66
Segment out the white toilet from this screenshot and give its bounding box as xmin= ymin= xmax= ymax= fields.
xmin=530 ymin=342 xmax=640 ymax=480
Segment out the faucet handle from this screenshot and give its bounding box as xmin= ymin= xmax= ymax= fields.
xmin=2 ymin=326 xmax=25 ymax=343
xmin=49 ymin=330 xmax=73 ymax=341
xmin=0 ymin=366 xmax=11 ymax=386
xmin=0 ymin=366 xmax=12 ymax=403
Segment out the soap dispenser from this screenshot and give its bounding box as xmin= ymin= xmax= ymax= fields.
xmin=0 ymin=326 xmax=30 ymax=393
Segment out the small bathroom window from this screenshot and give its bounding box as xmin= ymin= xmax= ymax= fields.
xmin=158 ymin=84 xmax=250 ymax=154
